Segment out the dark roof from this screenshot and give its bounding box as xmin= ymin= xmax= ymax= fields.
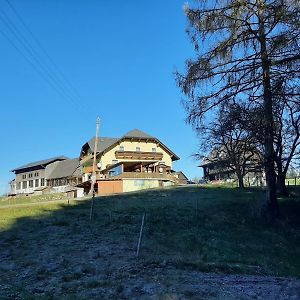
xmin=88 ymin=137 xmax=119 ymax=153
xmin=87 ymin=130 xmax=154 ymax=153
xmin=46 ymin=158 xmax=80 ymax=179
xmin=174 ymin=171 xmax=189 ymax=180
xmin=84 ymin=129 xmax=179 ymax=160
xmin=86 ymin=130 xmax=153 ymax=154
xmin=11 ymin=156 xmax=68 ymax=172
xmin=123 ymin=129 xmax=154 ymax=139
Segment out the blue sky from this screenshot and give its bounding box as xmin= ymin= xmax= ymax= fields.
xmin=0 ymin=0 xmax=202 ymax=194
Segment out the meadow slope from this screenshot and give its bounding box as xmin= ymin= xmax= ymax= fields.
xmin=0 ymin=186 xmax=300 ymax=299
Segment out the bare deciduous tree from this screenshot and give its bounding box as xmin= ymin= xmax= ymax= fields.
xmin=196 ymin=104 xmax=262 ymax=188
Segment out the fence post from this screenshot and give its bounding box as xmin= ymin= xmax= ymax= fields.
xmin=136 ymin=213 xmax=145 ymax=257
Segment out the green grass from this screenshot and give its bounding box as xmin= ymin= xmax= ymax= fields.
xmin=0 ymin=185 xmax=300 ymax=297
xmin=0 ymin=192 xmax=69 ymax=207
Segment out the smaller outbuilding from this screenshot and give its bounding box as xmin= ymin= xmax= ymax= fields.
xmin=45 ymin=158 xmax=83 ymax=194
xmin=173 ymin=171 xmax=189 ymax=185
xmin=11 ymin=156 xmax=68 ymax=195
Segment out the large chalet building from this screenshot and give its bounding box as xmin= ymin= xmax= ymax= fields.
xmin=79 ymin=129 xmax=180 ymax=195
xmin=9 ymin=129 xmax=181 ymax=196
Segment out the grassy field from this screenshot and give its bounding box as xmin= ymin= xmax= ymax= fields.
xmin=0 ymin=185 xmax=300 ymax=298
xmin=0 ymin=192 xmax=69 ymax=207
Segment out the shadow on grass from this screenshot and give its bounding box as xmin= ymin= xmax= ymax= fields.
xmin=0 ymin=186 xmax=300 ymax=298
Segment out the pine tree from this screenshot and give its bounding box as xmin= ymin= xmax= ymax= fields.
xmin=176 ymin=0 xmax=300 ymax=218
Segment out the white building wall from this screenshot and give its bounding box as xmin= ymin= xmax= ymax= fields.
xmin=122 ymin=179 xmax=160 ymax=193
xmin=15 ymin=169 xmax=46 ymax=195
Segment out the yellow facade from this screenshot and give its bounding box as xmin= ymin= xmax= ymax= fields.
xmin=99 ymin=140 xmax=173 ymax=170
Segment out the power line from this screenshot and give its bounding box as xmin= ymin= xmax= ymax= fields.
xmin=0 ymin=3 xmax=88 ymax=113
xmin=0 ymin=11 xmax=82 ymax=111
xmin=0 ymin=9 xmax=85 ymax=111
xmin=0 ymin=26 xmax=81 ymax=110
xmin=5 ymin=0 xmax=85 ymax=106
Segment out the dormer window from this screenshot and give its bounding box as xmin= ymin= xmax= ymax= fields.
xmin=152 ymin=148 xmax=156 ymax=152
xmin=119 ymin=146 xmax=124 ymax=151
xmin=136 ymin=147 xmax=141 ymax=152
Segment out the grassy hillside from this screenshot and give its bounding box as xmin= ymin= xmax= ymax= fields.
xmin=0 ymin=186 xmax=299 ymax=298
xmin=0 ymin=192 xmax=68 ymax=207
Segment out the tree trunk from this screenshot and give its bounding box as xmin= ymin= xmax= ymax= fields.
xmin=237 ymin=175 xmax=245 ymax=188
xmin=262 ymin=65 xmax=279 ymax=217
xmin=258 ymin=1 xmax=279 ymax=218
xmin=275 ymin=158 xmax=287 ymax=195
xmin=235 ymin=165 xmax=245 ymax=188
xmin=277 ymin=170 xmax=288 ymax=196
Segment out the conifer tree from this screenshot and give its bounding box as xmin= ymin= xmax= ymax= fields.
xmin=176 ymin=0 xmax=300 ymax=217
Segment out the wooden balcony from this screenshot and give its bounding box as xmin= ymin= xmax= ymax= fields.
xmin=115 ymin=151 xmax=163 ymax=160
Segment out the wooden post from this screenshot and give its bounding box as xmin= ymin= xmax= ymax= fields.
xmin=136 ymin=213 xmax=145 ymax=257
xmin=89 ymin=116 xmax=100 ymax=221
xmin=90 ymin=117 xmax=100 ymax=195
xmin=89 ymin=190 xmax=95 ymax=221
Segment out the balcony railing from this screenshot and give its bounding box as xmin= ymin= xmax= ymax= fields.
xmin=115 ymin=150 xmax=163 ymax=160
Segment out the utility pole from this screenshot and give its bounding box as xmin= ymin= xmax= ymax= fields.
xmin=89 ymin=116 xmax=100 ymax=221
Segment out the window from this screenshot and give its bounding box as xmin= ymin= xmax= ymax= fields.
xmin=34 ymin=172 xmax=39 ymax=177
xmin=119 ymin=146 xmax=124 ymax=151
xmin=41 ymin=178 xmax=45 ymax=186
xmin=35 ymin=179 xmax=39 ymax=187
xmin=17 ymin=182 xmax=21 ymax=190
xmin=152 ymin=148 xmax=156 ymax=152
xmin=22 ymin=174 xmax=26 ymax=179
xmin=29 ymin=173 xmax=33 ymax=178
xmin=29 ymin=180 xmax=33 ymax=188
xmin=22 ymin=181 xmax=27 ymax=189
xmin=136 ymin=147 xmax=141 ymax=152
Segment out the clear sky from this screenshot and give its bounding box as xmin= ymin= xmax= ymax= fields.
xmin=0 ymin=0 xmax=202 ymax=195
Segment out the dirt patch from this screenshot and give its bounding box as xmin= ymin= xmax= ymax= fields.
xmin=1 ymin=237 xmax=300 ymax=299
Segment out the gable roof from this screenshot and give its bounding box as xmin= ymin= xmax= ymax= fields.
xmin=87 ymin=137 xmax=119 ymax=153
xmin=122 ymin=129 xmax=179 ymax=160
xmin=123 ymin=129 xmax=153 ymax=139
xmin=174 ymin=171 xmax=189 ymax=180
xmin=82 ymin=129 xmax=179 ymax=161
xmin=46 ymin=158 xmax=80 ymax=179
xmin=11 ymin=156 xmax=68 ymax=172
